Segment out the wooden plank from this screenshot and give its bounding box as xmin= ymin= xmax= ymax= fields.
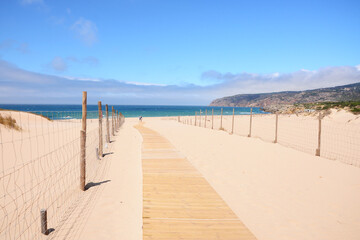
xmin=134 ymin=124 xmax=257 ymax=240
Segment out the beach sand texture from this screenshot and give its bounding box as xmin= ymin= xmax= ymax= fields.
xmin=0 ymin=110 xmax=114 ymax=239
xmin=176 ymin=109 xmax=360 ymax=167
xmin=1 ymin=110 xmax=360 ymax=240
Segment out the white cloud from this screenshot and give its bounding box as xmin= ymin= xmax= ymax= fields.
xmin=125 ymin=81 xmax=167 ymax=86
xmin=0 ymin=59 xmax=359 ymax=105
xmin=71 ymin=18 xmax=98 ymax=46
xmin=51 ymin=57 xmax=67 ymax=72
xmin=63 ymin=76 xmax=101 ymax=82
xmin=202 ymin=66 xmax=360 ymax=96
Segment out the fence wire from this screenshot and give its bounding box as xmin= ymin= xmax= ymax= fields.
xmin=0 ymin=110 xmax=124 ymax=239
xmin=177 ymin=112 xmax=360 ymax=168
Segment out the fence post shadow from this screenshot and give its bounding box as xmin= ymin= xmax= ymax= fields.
xmin=85 ymin=180 xmax=111 ymax=190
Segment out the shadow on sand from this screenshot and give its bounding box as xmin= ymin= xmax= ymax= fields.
xmin=85 ymin=180 xmax=111 ymax=190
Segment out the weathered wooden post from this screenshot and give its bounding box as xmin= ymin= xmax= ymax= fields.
xmin=199 ymin=110 xmax=202 ymax=127
xmin=248 ymin=108 xmax=253 ymax=137
xmin=115 ymin=110 xmax=117 ymax=130
xmin=178 ymin=116 xmax=180 ymax=122
xmin=274 ymin=113 xmax=278 ymax=143
xmin=98 ymin=101 xmax=103 ymax=157
xmin=220 ymin=108 xmax=223 ymax=129
xmin=212 ymin=108 xmax=214 ymax=129
xmin=315 ymin=112 xmax=322 ymax=156
xmin=231 ymin=108 xmax=235 ymax=134
xmin=195 ymin=112 xmax=197 ymax=126
xmin=80 ymin=91 xmax=87 ymax=191
xmin=117 ymin=110 xmax=119 ymax=130
xmin=106 ymin=104 xmax=110 ymax=143
xmin=205 ymin=109 xmax=207 ymax=128
xmin=114 ymin=109 xmax=116 ymax=130
xmin=111 ymin=106 xmax=115 ymax=136
xmin=40 ymin=209 xmax=48 ymax=235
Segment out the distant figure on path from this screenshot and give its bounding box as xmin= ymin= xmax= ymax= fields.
xmin=139 ymin=116 xmax=143 ymax=122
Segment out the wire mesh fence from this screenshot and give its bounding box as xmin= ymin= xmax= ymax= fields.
xmin=176 ymin=109 xmax=360 ymax=168
xmin=0 ymin=104 xmax=125 ymax=239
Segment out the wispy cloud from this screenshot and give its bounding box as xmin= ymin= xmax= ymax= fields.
xmin=71 ymin=18 xmax=98 ymax=46
xmin=0 ymin=59 xmax=359 ymax=104
xmin=0 ymin=39 xmax=29 ymax=54
xmin=50 ymin=56 xmax=67 ymax=72
xmin=17 ymin=43 xmax=29 ymax=54
xmin=82 ymin=56 xmax=99 ymax=66
xmin=49 ymin=56 xmax=99 ymax=72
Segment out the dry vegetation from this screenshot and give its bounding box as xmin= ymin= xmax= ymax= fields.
xmin=0 ymin=114 xmax=22 ymax=131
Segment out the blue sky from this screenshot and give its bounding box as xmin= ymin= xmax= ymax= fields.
xmin=0 ymin=0 xmax=359 ymax=104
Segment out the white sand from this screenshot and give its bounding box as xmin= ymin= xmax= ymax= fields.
xmin=0 ymin=112 xmax=143 ymax=240
xmin=2 ymin=110 xmax=360 ymax=240
xmin=79 ymin=118 xmax=143 ymax=240
xmin=145 ymin=114 xmax=360 ymax=240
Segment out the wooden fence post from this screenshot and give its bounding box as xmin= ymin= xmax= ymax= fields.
xmin=106 ymin=104 xmax=110 ymax=143
xmin=220 ymin=108 xmax=223 ymax=129
xmin=178 ymin=116 xmax=180 ymax=122
xmin=274 ymin=113 xmax=278 ymax=143
xmin=315 ymin=112 xmax=322 ymax=156
xmin=205 ymin=109 xmax=207 ymax=128
xmin=98 ymin=101 xmax=103 ymax=157
xmin=212 ymin=108 xmax=214 ymax=129
xmin=115 ymin=110 xmax=117 ymax=130
xmin=195 ymin=112 xmax=197 ymax=126
xmin=248 ymin=108 xmax=253 ymax=137
xmin=80 ymin=91 xmax=87 ymax=191
xmin=111 ymin=106 xmax=115 ymax=136
xmin=117 ymin=110 xmax=119 ymax=130
xmin=199 ymin=110 xmax=202 ymax=127
xmin=231 ymin=108 xmax=235 ymax=134
xmin=40 ymin=209 xmax=48 ymax=235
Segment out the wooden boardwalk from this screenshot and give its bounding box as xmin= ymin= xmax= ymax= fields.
xmin=135 ymin=124 xmax=256 ymax=240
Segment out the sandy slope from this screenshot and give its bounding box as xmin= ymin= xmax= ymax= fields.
xmin=79 ymin=118 xmax=143 ymax=240
xmin=145 ymin=116 xmax=360 ymax=240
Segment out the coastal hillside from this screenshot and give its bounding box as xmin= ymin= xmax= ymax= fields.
xmin=209 ymin=82 xmax=360 ymax=108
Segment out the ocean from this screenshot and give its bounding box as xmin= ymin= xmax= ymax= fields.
xmin=0 ymin=104 xmax=268 ymax=119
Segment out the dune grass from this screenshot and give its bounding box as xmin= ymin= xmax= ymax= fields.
xmin=294 ymin=101 xmax=360 ymax=115
xmin=0 ymin=114 xmax=22 ymax=131
xmin=0 ymin=108 xmax=51 ymax=121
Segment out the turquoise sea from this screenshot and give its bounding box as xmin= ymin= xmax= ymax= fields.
xmin=0 ymin=104 xmax=268 ymax=119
